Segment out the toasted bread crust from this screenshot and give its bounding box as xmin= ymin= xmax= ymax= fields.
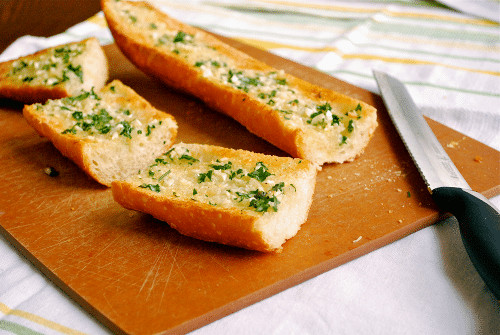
xmin=23 ymin=103 xmax=89 ymax=172
xmin=112 ymin=181 xmax=272 ymax=251
xmin=102 ymin=0 xmax=377 ymax=165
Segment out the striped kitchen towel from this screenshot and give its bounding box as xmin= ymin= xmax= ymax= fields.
xmin=1 ymin=1 xmax=499 ymax=334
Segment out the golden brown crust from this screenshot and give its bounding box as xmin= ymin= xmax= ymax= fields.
xmin=102 ymin=0 xmax=377 ymax=165
xmin=23 ymin=103 xmax=88 ymax=170
xmin=112 ymin=181 xmax=275 ymax=252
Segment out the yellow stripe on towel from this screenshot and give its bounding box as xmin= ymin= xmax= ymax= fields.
xmin=0 ymin=302 xmax=87 ymax=335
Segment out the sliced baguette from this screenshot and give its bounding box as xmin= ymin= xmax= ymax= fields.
xmin=23 ymin=80 xmax=178 ymax=186
xmin=0 ymin=38 xmax=108 ymax=103
xmin=111 ymin=143 xmax=317 ymax=252
xmin=102 ymin=0 xmax=377 ymax=166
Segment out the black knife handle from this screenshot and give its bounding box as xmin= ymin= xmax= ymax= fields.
xmin=432 ymin=187 xmax=500 ymax=300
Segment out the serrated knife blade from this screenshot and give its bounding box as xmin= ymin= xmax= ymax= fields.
xmin=373 ymin=70 xmax=500 ymax=299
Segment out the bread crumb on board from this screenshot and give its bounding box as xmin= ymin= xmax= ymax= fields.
xmin=43 ymin=167 xmax=59 ymax=177
xmin=474 ymin=155 xmax=483 ymax=163
xmin=353 ymin=236 xmax=362 ymax=243
xmin=446 ymin=137 xmax=466 ymax=148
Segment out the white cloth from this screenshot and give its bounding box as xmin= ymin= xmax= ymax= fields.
xmin=1 ymin=1 xmax=499 ymax=334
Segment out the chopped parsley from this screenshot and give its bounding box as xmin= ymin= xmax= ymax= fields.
xmin=139 ymin=183 xmax=160 ymax=193
xmin=197 ymin=170 xmax=213 ymax=183
xmin=227 ymin=70 xmax=262 ymax=92
xmin=229 ymin=168 xmax=244 ymax=180
xmin=347 ymin=119 xmax=354 ymax=133
xmin=271 ymin=182 xmax=285 ymax=192
xmin=157 ymin=170 xmax=171 ymax=182
xmin=275 ymin=78 xmax=287 ymax=85
xmin=12 ymin=61 xmax=28 ymax=74
xmin=61 ymin=88 xmax=100 ymax=105
xmin=57 ymin=89 xmax=145 ymax=139
xmin=210 ymin=161 xmax=232 ymax=170
xmin=123 ymin=10 xmax=137 ymax=23
xmin=146 ymin=124 xmax=155 ymax=136
xmin=316 ymin=102 xmax=332 ymax=114
xmin=53 ymin=45 xmax=83 ymax=64
xmin=118 ymin=121 xmax=133 ymax=139
xmin=340 ymin=135 xmax=348 ymax=145
xmin=354 ymin=103 xmax=363 ymax=119
xmin=331 ymin=114 xmax=340 ymax=125
xmin=306 ymin=102 xmax=340 ymax=128
xmin=235 ymin=189 xmax=280 ymax=213
xmin=247 ymin=162 xmax=272 ymax=182
xmin=278 ymin=109 xmax=293 ymax=120
xmin=173 ymin=31 xmax=192 ymax=43
xmin=71 ymin=111 xmax=83 ymax=120
xmin=67 ymin=64 xmax=83 ymax=83
xmin=179 ymin=154 xmax=199 ymax=164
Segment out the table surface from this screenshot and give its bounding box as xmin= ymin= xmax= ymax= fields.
xmin=0 ymin=1 xmax=499 ymax=334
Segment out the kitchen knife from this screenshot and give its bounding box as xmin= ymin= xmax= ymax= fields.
xmin=373 ymin=70 xmax=500 ymax=299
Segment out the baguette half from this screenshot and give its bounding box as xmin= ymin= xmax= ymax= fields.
xmin=111 ymin=143 xmax=317 ymax=252
xmin=102 ymin=0 xmax=377 ymax=165
xmin=0 ymin=38 xmax=108 ymax=103
xmin=23 ymin=80 xmax=178 ymax=186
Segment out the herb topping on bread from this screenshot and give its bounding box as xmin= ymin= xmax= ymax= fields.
xmin=112 ymin=143 xmax=317 ymax=252
xmin=102 ymin=0 xmax=378 ymax=165
xmin=23 ymin=80 xmax=178 ymax=186
xmin=0 ymin=38 xmax=108 ymax=103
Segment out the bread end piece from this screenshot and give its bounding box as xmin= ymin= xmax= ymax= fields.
xmin=0 ymin=38 xmax=108 ymax=103
xmin=112 ymin=143 xmax=318 ymax=252
xmin=23 ymin=80 xmax=178 ymax=186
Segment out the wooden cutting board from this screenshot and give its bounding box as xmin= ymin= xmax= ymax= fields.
xmin=0 ymin=40 xmax=499 ymax=335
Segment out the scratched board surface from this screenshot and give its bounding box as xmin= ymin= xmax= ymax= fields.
xmin=0 ymin=41 xmax=499 ymax=335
